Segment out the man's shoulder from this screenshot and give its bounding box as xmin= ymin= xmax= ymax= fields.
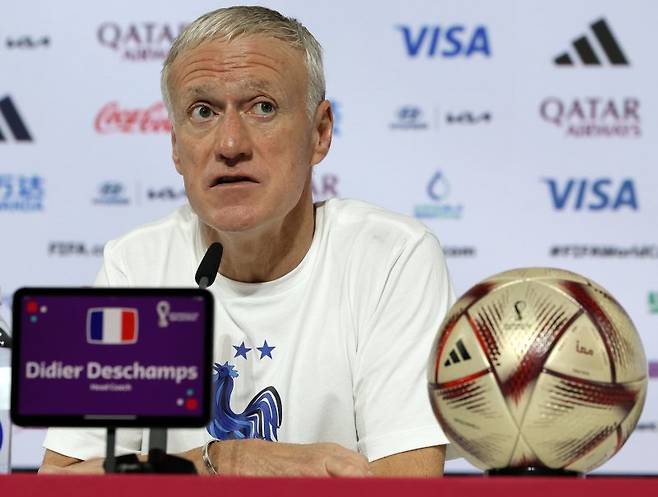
xmin=107 ymin=204 xmax=196 ymax=252
xmin=102 ymin=205 xmax=199 ymax=284
xmin=321 ymin=198 xmax=433 ymax=246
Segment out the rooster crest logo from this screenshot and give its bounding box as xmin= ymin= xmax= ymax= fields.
xmin=207 ymin=362 xmax=282 ymax=441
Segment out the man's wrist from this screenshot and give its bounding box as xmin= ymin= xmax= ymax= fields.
xmin=202 ymin=439 xmax=221 ymax=475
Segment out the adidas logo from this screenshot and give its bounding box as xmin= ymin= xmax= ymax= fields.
xmin=0 ymin=95 xmax=33 ymax=142
xmin=443 ymin=339 xmax=472 ymax=367
xmin=554 ymin=18 xmax=629 ymax=66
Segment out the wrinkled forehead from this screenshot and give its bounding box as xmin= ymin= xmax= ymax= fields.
xmin=169 ymin=34 xmax=308 ymax=93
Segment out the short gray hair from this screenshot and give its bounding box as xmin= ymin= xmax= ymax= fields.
xmin=161 ymin=6 xmax=326 ymax=120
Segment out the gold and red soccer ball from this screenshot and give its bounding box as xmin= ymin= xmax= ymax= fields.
xmin=428 ymin=268 xmax=647 ymax=474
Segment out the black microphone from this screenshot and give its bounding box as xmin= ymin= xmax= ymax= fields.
xmin=195 ymin=242 xmax=223 ymax=289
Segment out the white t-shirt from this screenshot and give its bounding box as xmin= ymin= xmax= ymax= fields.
xmin=44 ymin=198 xmax=454 ymax=462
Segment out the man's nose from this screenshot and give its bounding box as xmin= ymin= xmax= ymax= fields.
xmin=214 ymin=109 xmax=252 ymax=166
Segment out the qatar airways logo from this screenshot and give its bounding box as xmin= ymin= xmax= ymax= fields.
xmin=97 ymin=22 xmax=186 ymax=61
xmin=539 ymin=97 xmax=641 ymax=138
xmin=94 ymin=102 xmax=171 ymax=134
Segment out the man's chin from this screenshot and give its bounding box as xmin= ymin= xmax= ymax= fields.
xmin=198 ymin=207 xmax=262 ymax=235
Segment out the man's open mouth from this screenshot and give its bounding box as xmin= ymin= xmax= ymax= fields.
xmin=210 ymin=175 xmax=256 ymax=187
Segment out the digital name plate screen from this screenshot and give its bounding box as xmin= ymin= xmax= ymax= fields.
xmin=12 ymin=289 xmax=213 ymax=427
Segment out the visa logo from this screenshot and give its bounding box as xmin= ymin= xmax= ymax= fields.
xmin=543 ymin=178 xmax=638 ymax=211
xmin=397 ymin=25 xmax=491 ymax=58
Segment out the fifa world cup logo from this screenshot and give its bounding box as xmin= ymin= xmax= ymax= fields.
xmin=156 ymin=301 xmax=170 ymax=328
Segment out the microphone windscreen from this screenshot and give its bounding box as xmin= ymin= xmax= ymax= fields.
xmin=195 ymin=242 xmax=223 ymax=288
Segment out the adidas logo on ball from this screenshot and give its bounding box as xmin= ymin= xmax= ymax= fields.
xmin=443 ymin=339 xmax=472 ymax=367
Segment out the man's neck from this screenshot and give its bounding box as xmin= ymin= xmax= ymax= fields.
xmin=202 ymin=192 xmax=316 ymax=284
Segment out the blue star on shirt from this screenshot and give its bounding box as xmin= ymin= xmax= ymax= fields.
xmin=233 ymin=341 xmax=252 ymax=360
xmin=257 ymin=340 xmax=276 ymax=359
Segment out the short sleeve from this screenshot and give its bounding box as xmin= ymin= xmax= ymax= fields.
xmin=94 ymin=239 xmax=129 ymax=287
xmin=354 ymin=232 xmax=455 ymax=461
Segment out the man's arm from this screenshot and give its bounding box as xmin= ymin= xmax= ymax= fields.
xmin=40 ymin=450 xmax=103 ymax=474
xmin=40 ymin=440 xmax=372 ymax=477
xmin=41 ymin=442 xmax=445 ymax=477
xmin=370 ymin=445 xmax=445 ymax=477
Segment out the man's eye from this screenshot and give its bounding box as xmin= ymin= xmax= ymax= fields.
xmin=191 ymin=105 xmax=214 ymax=121
xmin=253 ymin=102 xmax=275 ymax=116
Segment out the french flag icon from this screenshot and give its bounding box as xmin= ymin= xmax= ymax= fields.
xmin=86 ymin=308 xmax=138 ymax=345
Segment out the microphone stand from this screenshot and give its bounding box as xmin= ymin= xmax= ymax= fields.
xmin=105 ymin=427 xmax=117 ymax=473
xmin=104 ymin=426 xmax=196 ymax=473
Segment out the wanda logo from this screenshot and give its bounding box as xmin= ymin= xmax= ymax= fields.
xmin=94 ymin=101 xmax=171 ymax=133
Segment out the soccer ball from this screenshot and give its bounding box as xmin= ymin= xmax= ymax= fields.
xmin=428 ymin=267 xmax=647 ymax=473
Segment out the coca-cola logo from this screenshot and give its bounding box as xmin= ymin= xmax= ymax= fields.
xmin=94 ymin=102 xmax=171 ymax=134
xmin=97 ymin=22 xmax=186 ymax=61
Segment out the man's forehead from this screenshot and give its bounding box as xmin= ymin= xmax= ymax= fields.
xmin=175 ymin=35 xmax=304 ymax=71
xmin=182 ymin=78 xmax=279 ymax=97
xmin=170 ymin=35 xmax=306 ymax=92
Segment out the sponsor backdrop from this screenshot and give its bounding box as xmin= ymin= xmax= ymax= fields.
xmin=1 ymin=0 xmax=657 ymax=473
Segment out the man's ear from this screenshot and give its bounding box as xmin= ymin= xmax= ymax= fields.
xmin=171 ymin=130 xmax=182 ymax=175
xmin=310 ymin=100 xmax=333 ymax=167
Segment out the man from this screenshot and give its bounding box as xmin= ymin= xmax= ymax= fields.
xmin=40 ymin=6 xmax=454 ymax=477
